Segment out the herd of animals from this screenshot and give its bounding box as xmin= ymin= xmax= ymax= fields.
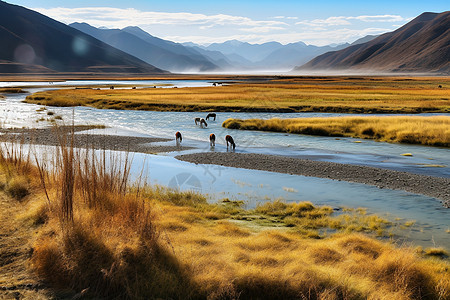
xmin=175 ymin=113 xmax=236 ymax=150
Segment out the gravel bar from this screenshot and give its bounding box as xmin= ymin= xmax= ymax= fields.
xmin=177 ymin=152 xmax=450 ymax=208
xmin=0 ymin=126 xmax=191 ymax=153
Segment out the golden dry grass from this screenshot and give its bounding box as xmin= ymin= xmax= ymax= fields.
xmin=151 ymin=199 xmax=450 ymax=299
xmin=25 ymin=76 xmax=450 ymax=113
xmin=0 ymin=143 xmax=53 ymax=299
xmin=29 ymin=181 xmax=450 ymax=299
xmin=223 ymin=115 xmax=450 ymax=147
xmin=28 ymin=185 xmax=450 ymax=299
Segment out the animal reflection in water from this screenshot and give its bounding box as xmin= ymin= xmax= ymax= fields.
xmin=225 ymin=135 xmax=235 ymax=151
xmin=194 ymin=117 xmax=208 ymax=128
xmin=206 ymin=113 xmax=216 ymax=121
xmin=209 ymin=133 xmax=216 ymax=147
xmin=175 ymin=131 xmax=182 ymax=146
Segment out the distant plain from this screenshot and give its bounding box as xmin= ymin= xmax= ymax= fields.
xmin=25 ymin=76 xmax=450 ymax=114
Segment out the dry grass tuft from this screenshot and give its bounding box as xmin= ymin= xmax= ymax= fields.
xmin=311 ymin=247 xmax=344 ymax=264
xmin=5 ymin=175 xmax=29 ymax=200
xmin=424 ymin=247 xmax=449 ymax=258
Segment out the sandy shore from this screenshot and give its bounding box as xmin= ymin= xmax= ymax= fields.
xmin=0 ymin=126 xmax=191 ymax=153
xmin=177 ymin=152 xmax=450 ymax=208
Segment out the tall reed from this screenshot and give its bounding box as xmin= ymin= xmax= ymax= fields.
xmin=55 ymin=126 xmax=75 ymax=222
xmin=29 ymin=125 xmax=179 ymax=298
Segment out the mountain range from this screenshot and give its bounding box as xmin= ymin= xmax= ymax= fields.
xmin=0 ymin=0 xmax=164 ymax=74
xmin=184 ymin=40 xmax=357 ymax=70
xmin=296 ymin=11 xmax=450 ymax=73
xmin=71 ymin=23 xmax=359 ymax=72
xmin=0 ymin=0 xmax=448 ymax=75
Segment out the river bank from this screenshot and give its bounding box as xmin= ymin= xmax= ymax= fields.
xmin=177 ymin=152 xmax=450 ymax=208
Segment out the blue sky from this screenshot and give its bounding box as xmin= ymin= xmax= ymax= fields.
xmin=10 ymin=0 xmax=449 ymax=46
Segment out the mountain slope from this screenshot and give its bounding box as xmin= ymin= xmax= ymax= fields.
xmin=121 ymin=27 xmax=220 ymax=72
xmin=70 ymin=23 xmax=218 ymax=72
xmin=203 ymin=40 xmax=284 ymax=62
xmin=297 ymin=11 xmax=450 ymax=73
xmin=183 ymin=46 xmax=235 ymax=70
xmin=0 ymin=1 xmax=165 ymax=73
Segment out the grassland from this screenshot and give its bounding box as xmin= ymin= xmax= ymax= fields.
xmin=24 ymin=76 xmax=450 ymax=114
xmin=223 ymin=116 xmax=450 ymax=147
xmin=0 ymin=134 xmax=449 ymax=299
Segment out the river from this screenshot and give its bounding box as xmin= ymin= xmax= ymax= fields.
xmin=1 ymin=80 xmax=449 ymax=248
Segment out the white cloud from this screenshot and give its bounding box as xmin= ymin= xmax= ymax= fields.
xmin=31 ymin=6 xmax=402 ymax=46
xmin=296 ymin=16 xmax=351 ymax=26
xmin=296 ymin=14 xmax=407 ymax=27
xmin=239 ymin=26 xmax=286 ymax=33
xmin=349 ymin=15 xmax=405 ymax=22
xmin=272 ymin=16 xmax=298 ymax=20
xmin=33 ymin=7 xmax=288 ymax=28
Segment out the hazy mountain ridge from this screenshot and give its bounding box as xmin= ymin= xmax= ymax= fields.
xmin=183 ymin=40 xmax=360 ymax=71
xmin=0 ymin=0 xmax=165 ymax=74
xmin=253 ymin=42 xmax=351 ymax=69
xmin=70 ymin=21 xmax=361 ymax=72
xmin=202 ymin=40 xmax=285 ymax=62
xmin=297 ymin=11 xmax=450 ymax=73
xmin=70 ymin=23 xmax=218 ymax=72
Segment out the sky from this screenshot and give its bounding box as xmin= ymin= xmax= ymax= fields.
xmin=9 ymin=0 xmax=450 ymax=46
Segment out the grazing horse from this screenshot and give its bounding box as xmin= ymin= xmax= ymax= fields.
xmin=209 ymin=133 xmax=216 ymax=147
xmin=195 ymin=118 xmax=207 ymax=128
xmin=225 ymin=135 xmax=235 ymax=150
xmin=206 ymin=113 xmax=216 ymax=121
xmin=175 ymin=131 xmax=182 ymax=145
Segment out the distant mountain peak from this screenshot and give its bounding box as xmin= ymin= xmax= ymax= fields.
xmin=123 ymin=26 xmax=148 ymax=33
xmin=221 ymin=40 xmax=246 ymax=46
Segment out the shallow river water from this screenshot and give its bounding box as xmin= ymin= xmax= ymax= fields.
xmin=1 ymin=80 xmax=449 ymax=248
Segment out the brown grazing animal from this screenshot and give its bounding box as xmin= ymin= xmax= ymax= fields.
xmin=175 ymin=131 xmax=182 ymax=145
xmin=225 ymin=135 xmax=235 ymax=150
xmin=195 ymin=118 xmax=207 ymax=128
xmin=209 ymin=133 xmax=216 ymax=147
xmin=195 ymin=118 xmax=208 ymax=127
xmin=206 ymin=113 xmax=216 ymax=121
